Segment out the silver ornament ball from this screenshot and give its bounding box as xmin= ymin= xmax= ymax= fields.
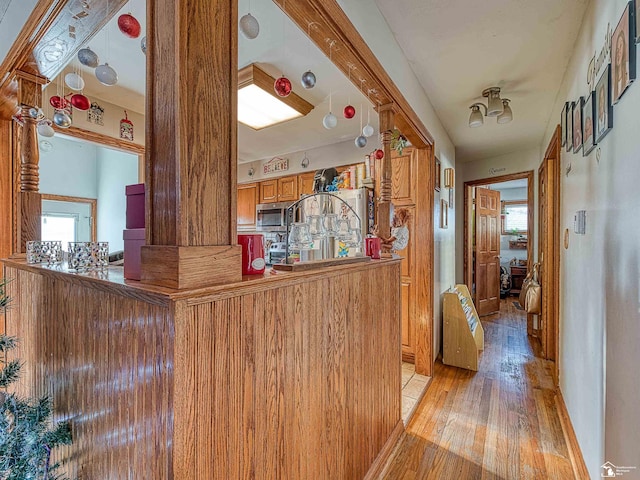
xmin=77 ymin=47 xmax=99 ymax=68
xmin=239 ymin=13 xmax=260 ymax=39
xmin=53 ymin=111 xmax=72 ymax=128
xmin=301 ymin=70 xmax=316 ymax=89
xmin=95 ymin=63 xmax=118 ymax=86
xmin=355 ymin=135 xmax=367 ymax=148
xmin=322 ymin=112 xmax=337 ymax=129
xmin=362 ymin=124 xmax=375 ymax=137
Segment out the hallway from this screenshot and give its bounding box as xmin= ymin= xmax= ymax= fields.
xmin=379 ymin=301 xmax=575 ymax=479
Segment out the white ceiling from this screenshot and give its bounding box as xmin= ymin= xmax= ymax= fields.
xmin=374 ymin=0 xmax=589 ymax=163
xmin=0 ymin=0 xmax=38 ymax=74
xmin=50 ymin=0 xmax=380 ymax=163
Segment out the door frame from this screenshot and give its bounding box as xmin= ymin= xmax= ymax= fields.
xmin=41 ymin=193 xmax=98 ymax=242
xmin=539 ymin=126 xmax=562 ymax=384
xmin=463 ymin=171 xmax=535 ymax=303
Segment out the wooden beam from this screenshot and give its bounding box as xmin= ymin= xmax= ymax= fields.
xmin=52 ymin=125 xmax=145 ymax=156
xmin=141 ymin=0 xmax=241 ymax=288
xmin=377 ymin=104 xmax=395 ymax=254
xmin=0 ymin=121 xmax=12 ymax=259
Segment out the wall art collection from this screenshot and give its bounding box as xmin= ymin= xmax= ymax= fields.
xmin=562 ymin=0 xmax=637 ymax=156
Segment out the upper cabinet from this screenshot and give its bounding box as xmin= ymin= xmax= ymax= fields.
xmin=277 ymin=175 xmax=298 ymax=202
xmin=259 ymin=175 xmax=298 ymax=203
xmin=238 ymin=183 xmax=259 ymax=230
xmin=390 ymin=148 xmax=417 ymax=206
xmin=298 ymin=172 xmax=316 ymax=196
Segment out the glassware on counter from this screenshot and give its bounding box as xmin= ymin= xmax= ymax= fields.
xmin=306 ymin=215 xmax=326 ymax=239
xmin=288 ymin=222 xmax=313 ymax=249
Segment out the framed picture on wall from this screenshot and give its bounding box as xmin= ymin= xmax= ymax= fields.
xmin=582 ymin=91 xmax=596 ymax=156
xmin=611 ymin=1 xmax=636 ymax=104
xmin=595 ymin=65 xmax=614 ymax=143
xmin=434 ymin=157 xmax=441 ymax=191
xmin=565 ymin=102 xmax=572 ymax=152
xmin=572 ymin=98 xmax=583 ymax=154
xmin=561 ymin=102 xmax=568 ymax=147
xmin=636 ymin=0 xmax=640 ymax=43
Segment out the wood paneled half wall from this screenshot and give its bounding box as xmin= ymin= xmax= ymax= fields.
xmin=3 ymin=258 xmax=402 ymax=479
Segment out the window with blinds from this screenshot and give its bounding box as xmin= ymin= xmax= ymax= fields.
xmin=501 ymin=201 xmax=528 ymax=234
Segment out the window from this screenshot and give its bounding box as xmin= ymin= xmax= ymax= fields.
xmin=501 ymin=200 xmax=527 ymax=235
xmin=41 ymin=214 xmax=77 ymax=250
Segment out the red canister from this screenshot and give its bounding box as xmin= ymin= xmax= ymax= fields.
xmin=238 ymin=234 xmax=266 ymax=275
xmin=365 ymin=237 xmax=381 ymax=259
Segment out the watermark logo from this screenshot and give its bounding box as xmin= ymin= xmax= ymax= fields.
xmin=602 ymin=461 xmax=637 ymax=477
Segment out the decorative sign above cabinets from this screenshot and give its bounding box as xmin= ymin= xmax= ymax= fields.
xmin=263 ymin=156 xmax=289 ymax=174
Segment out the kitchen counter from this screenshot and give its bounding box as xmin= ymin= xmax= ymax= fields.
xmin=2 ymin=256 xmax=403 ymax=479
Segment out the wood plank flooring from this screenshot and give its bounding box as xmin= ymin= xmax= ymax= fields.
xmin=379 ymin=300 xmax=575 ymax=480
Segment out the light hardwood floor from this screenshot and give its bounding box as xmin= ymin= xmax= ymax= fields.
xmin=379 ymin=300 xmax=575 ymax=480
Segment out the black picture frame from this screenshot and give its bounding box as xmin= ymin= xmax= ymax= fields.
xmin=612 ymin=1 xmax=636 ymax=104
xmin=572 ymin=98 xmax=583 ymax=154
xmin=565 ymin=102 xmax=572 ymax=152
xmin=595 ymin=65 xmax=614 ymax=143
xmin=636 ymin=0 xmax=640 ymax=43
xmin=582 ymin=92 xmax=596 ymax=156
xmin=561 ymin=102 xmax=568 ymax=147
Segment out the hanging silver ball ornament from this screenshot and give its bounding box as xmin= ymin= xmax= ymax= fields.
xmin=37 ymin=121 xmax=55 ymax=138
xmin=95 ymin=63 xmax=118 ymax=86
xmin=65 ymin=72 xmax=85 ymax=91
xmin=322 ymin=112 xmax=337 ymax=129
xmin=53 ymin=111 xmax=72 ymax=128
xmin=140 ymin=36 xmax=147 ymax=55
xmin=301 ymin=70 xmax=316 ymax=89
xmin=28 ymin=107 xmax=39 ymax=118
xmin=362 ymin=124 xmax=375 ymax=137
xmin=355 ymin=135 xmax=367 ymax=148
xmin=78 ymin=47 xmax=99 ymax=68
xmin=239 ymin=13 xmax=260 ymax=40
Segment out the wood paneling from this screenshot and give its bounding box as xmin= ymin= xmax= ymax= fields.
xmin=3 ymin=258 xmax=402 ymax=479
xmin=3 ymin=265 xmax=174 ymax=480
xmin=237 ymin=182 xmax=258 ymax=230
xmin=259 ymin=179 xmax=278 ymax=203
xmin=17 ymin=191 xmax=41 ymax=252
xmin=379 ymin=300 xmax=576 ymax=479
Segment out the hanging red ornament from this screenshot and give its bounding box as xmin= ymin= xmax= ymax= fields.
xmin=118 ymin=13 xmax=141 ymax=38
xmin=70 ymin=93 xmax=91 ymax=111
xmin=374 ymin=149 xmax=384 ymax=160
xmin=274 ymin=76 xmax=292 ymax=97
xmin=49 ymin=95 xmax=68 ymax=110
xmin=343 ymin=105 xmax=356 ymax=119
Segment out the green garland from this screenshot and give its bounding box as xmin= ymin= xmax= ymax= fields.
xmin=0 ymin=279 xmax=72 ymax=480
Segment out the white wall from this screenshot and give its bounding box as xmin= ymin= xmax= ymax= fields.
xmin=39 ymin=136 xmax=98 ymax=198
xmin=455 ymin=147 xmax=541 ymax=282
xmin=96 ymin=148 xmax=139 ymax=253
xmin=338 ymin=0 xmax=456 ymax=361
xmin=541 ymin=0 xmax=640 ymax=476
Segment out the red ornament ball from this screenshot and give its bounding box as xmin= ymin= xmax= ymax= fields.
xmin=274 ymin=76 xmax=292 ymax=97
xmin=118 ymin=13 xmax=141 ymax=38
xmin=343 ymin=105 xmax=356 ymax=119
xmin=374 ymin=149 xmax=384 ymax=160
xmin=70 ymin=93 xmax=90 ymax=111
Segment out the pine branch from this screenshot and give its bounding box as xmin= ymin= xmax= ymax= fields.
xmin=0 ymin=335 xmax=17 ymax=354
xmin=0 ymin=360 xmax=21 ymax=389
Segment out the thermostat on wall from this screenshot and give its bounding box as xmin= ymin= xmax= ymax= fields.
xmin=574 ymin=210 xmax=586 ymax=235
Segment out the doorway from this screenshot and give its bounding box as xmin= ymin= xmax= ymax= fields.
xmin=463 ymin=171 xmax=535 ymax=317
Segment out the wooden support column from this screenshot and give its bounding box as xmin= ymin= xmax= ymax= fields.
xmin=14 ymin=71 xmax=47 ymax=253
xmin=141 ymin=0 xmax=241 ymax=289
xmin=377 ymin=103 xmax=395 ymax=254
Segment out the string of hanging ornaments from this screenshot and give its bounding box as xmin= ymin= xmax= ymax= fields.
xmin=363 ymin=88 xmax=375 ymax=137
xmin=343 ymin=65 xmax=356 ymax=119
xmin=239 ymin=0 xmax=260 ymax=39
xmin=274 ymin=0 xmax=292 ymax=97
xmin=322 ymin=40 xmax=338 ymax=129
xmin=301 ymin=22 xmax=317 ymax=89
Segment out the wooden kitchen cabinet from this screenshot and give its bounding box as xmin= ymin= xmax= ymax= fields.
xmin=376 ymin=148 xmax=417 ymax=206
xmin=277 ymin=175 xmax=298 ymax=202
xmin=259 ymin=179 xmax=278 ymax=203
xmin=237 ymin=183 xmax=258 ymax=230
xmin=298 ymin=171 xmax=316 ymax=196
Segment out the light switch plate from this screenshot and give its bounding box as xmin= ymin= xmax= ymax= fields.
xmin=574 ymin=210 xmax=586 ymax=234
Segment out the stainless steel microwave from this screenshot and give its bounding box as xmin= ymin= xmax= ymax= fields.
xmin=256 ymin=201 xmax=292 ymax=232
